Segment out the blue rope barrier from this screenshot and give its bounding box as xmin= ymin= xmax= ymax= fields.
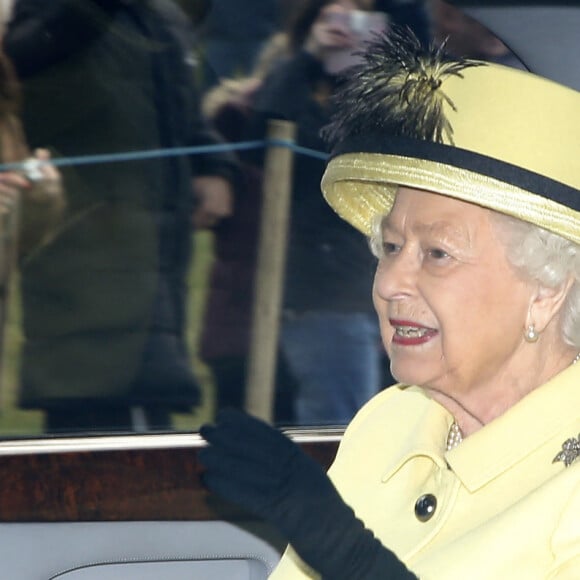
xmin=267 ymin=139 xmax=329 ymax=161
xmin=0 ymin=138 xmax=330 ymax=174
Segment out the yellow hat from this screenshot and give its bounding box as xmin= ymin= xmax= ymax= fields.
xmin=321 ymin=31 xmax=580 ymax=243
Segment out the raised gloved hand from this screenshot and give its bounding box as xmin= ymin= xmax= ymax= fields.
xmin=199 ymin=409 xmax=417 ymax=580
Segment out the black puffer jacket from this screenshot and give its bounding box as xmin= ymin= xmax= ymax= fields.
xmin=4 ymin=0 xmax=238 ymax=410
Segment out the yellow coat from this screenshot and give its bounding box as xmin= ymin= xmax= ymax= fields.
xmin=270 ymin=363 xmax=580 ymax=579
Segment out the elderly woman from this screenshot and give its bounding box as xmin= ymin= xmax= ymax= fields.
xmin=199 ymin=29 xmax=580 ymax=579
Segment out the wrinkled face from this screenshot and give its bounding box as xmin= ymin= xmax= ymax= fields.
xmin=373 ymin=187 xmax=535 ymax=399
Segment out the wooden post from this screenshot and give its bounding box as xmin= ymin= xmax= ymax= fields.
xmin=244 ymin=119 xmax=296 ymax=422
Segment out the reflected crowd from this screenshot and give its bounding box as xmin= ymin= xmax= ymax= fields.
xmin=0 ymin=0 xmax=523 ymax=437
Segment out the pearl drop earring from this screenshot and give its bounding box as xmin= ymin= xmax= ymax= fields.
xmin=524 ymin=324 xmax=539 ymax=343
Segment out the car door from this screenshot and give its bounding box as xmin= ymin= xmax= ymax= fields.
xmin=0 ymin=428 xmax=340 ymax=579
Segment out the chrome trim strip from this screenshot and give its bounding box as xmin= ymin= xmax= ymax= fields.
xmin=284 ymin=429 xmax=344 ymax=444
xmin=0 ymin=429 xmax=344 ymax=455
xmin=0 ymin=433 xmax=206 ymax=455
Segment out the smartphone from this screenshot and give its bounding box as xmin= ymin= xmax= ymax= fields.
xmin=20 ymin=158 xmax=44 ymax=182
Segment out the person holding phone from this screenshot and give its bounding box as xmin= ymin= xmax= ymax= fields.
xmin=243 ymin=0 xmax=390 ymax=427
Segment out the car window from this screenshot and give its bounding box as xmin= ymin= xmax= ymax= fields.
xmin=0 ymin=0 xmax=523 ymax=439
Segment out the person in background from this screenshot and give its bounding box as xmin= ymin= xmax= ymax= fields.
xmin=200 ymin=28 xmax=580 ymax=578
xmin=243 ymin=0 xmax=389 ymax=426
xmin=3 ymin=0 xmax=238 ymax=433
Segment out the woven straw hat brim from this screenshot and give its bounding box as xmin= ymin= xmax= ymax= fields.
xmin=322 ymin=152 xmax=580 ymax=244
xmin=321 ymin=62 xmax=580 ymax=241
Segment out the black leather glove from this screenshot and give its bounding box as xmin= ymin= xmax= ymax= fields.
xmin=199 ymin=409 xmax=418 ymax=580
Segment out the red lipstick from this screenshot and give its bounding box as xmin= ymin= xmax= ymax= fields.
xmin=389 ymin=319 xmax=438 ymax=346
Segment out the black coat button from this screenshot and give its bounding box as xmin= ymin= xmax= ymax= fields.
xmin=414 ymin=494 xmax=437 ymax=522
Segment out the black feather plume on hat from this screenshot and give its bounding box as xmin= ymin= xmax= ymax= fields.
xmin=322 ymin=28 xmax=486 ymax=148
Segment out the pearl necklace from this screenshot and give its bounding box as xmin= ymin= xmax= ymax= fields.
xmin=446 ymin=421 xmax=463 ymax=451
xmin=446 ymin=351 xmax=580 ymax=451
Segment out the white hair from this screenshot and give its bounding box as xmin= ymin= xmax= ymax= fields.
xmin=368 ymin=210 xmax=580 ymax=347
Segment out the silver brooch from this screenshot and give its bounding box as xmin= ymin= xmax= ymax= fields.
xmin=553 ymin=434 xmax=580 ymax=467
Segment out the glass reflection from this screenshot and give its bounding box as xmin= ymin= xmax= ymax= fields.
xmin=0 ymin=0 xmax=523 ymax=438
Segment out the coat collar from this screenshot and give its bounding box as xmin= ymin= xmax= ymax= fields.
xmin=380 ymin=386 xmax=452 ymax=482
xmin=379 ymin=365 xmax=580 ymax=491
xmin=446 ymin=363 xmax=580 ymax=492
